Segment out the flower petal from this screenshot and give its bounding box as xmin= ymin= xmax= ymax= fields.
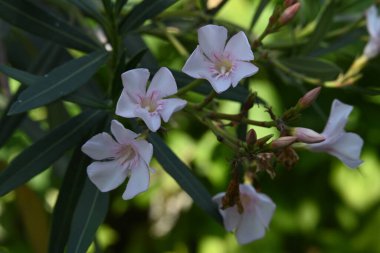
xmin=134 ymin=140 xmax=153 ymax=165
xmin=134 ymin=108 xmax=161 ymax=132
xmin=148 ymin=67 xmax=178 ymax=98
xmin=182 ymin=46 xmax=210 ymax=79
xmin=207 ymin=76 xmax=232 ymax=93
xmin=327 ymin=132 xmax=364 ymax=168
xmin=116 ymin=90 xmax=138 ymax=118
xmin=87 ymin=160 xmax=128 ymax=192
xmin=159 ymin=98 xmax=187 ymax=122
xmin=224 ymin=31 xmax=254 ymax=61
xmin=364 ymin=38 xmax=380 ymax=59
xmin=323 ymin=99 xmax=353 ymax=137
xmin=121 ymin=68 xmax=149 ymax=96
xmin=222 ymin=206 xmax=241 ymax=232
xmin=122 ymin=160 xmax=150 ymax=200
xmin=231 ymin=61 xmax=259 ymax=87
xmin=81 ymin=133 xmax=119 ymax=160
xmin=366 ymin=5 xmax=380 ymax=37
xmin=255 ymin=193 xmax=276 ymax=228
xmin=111 ymin=120 xmax=139 ymax=144
xmin=198 ymin=25 xmax=227 ymax=59
xmin=235 ymin=211 xmax=266 ymax=245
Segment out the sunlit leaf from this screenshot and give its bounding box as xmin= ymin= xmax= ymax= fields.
xmin=0 ymin=0 xmax=98 ymax=52
xmin=148 ymin=133 xmax=222 ymax=223
xmin=66 ymin=179 xmax=109 ymax=253
xmin=8 ymin=50 xmax=109 ymax=115
xmin=279 ymin=57 xmax=342 ymax=81
xmin=120 ymin=0 xmax=177 ymax=33
xmin=0 ymin=110 xmax=107 ymax=196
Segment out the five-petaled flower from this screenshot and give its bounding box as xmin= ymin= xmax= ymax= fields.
xmin=364 ymin=5 xmax=380 ymax=59
xmin=213 ymin=184 xmax=276 ymax=245
xmin=182 ymin=24 xmax=259 ymax=93
xmin=306 ymin=99 xmax=364 ymax=169
xmin=116 ymin=67 xmax=187 ymax=132
xmin=81 ymin=120 xmax=154 ymax=200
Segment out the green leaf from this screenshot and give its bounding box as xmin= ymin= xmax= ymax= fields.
xmin=0 ymin=110 xmax=107 ymax=196
xmin=148 ymin=133 xmax=222 ymax=223
xmin=301 ymin=0 xmax=338 ymax=54
xmin=120 ymin=0 xmax=177 ymax=33
xmin=8 ymin=50 xmax=109 ymax=115
xmin=66 ymin=179 xmax=109 ymax=253
xmin=0 ymin=65 xmax=41 ymax=85
xmin=0 ymin=0 xmax=98 ymax=52
xmin=69 ymin=0 xmax=106 ymax=26
xmin=48 ymin=147 xmax=90 ymax=253
xmin=279 ymin=57 xmax=342 ymax=81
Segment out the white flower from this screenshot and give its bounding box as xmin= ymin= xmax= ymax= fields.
xmin=364 ymin=5 xmax=380 ymax=59
xmin=213 ymin=184 xmax=276 ymax=245
xmin=81 ymin=120 xmax=153 ymax=200
xmin=182 ymin=24 xmax=259 ymax=94
xmin=307 ymin=99 xmax=364 ymax=168
xmin=116 ymin=67 xmax=187 ymax=132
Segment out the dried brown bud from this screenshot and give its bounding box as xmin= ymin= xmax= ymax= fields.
xmin=242 ymin=93 xmax=256 ymax=113
xmin=276 ymin=147 xmax=299 ymax=169
xmin=279 ymin=2 xmax=301 ymax=25
xmin=256 ymin=152 xmax=276 ymax=179
xmin=297 ymin=86 xmax=321 ymax=109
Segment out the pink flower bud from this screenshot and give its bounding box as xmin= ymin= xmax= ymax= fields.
xmin=271 ymin=136 xmax=297 ymax=148
xmin=298 ymin=86 xmax=321 ymax=108
xmin=246 ymin=129 xmax=257 ymax=147
xmin=294 ymin=127 xmax=325 ymax=144
xmin=279 ymin=2 xmax=301 ymax=25
xmin=284 ymin=0 xmax=296 ymax=7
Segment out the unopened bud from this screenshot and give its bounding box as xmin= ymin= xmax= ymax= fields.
xmin=284 ymin=0 xmax=296 ymax=7
xmin=246 ymin=129 xmax=257 ymax=147
xmin=293 ymin=127 xmax=325 ymax=144
xmin=297 ymin=86 xmax=321 ymax=109
xmin=279 ymin=2 xmax=301 ymax=25
xmin=256 ymin=134 xmax=274 ymax=147
xmin=242 ymin=93 xmax=256 ymax=113
xmin=271 ymin=136 xmax=297 ymax=149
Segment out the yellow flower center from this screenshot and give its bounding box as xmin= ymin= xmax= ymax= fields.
xmin=140 ymin=97 xmax=157 ymax=113
xmin=215 ymin=58 xmax=233 ymax=75
xmin=118 ymin=145 xmax=136 ymax=165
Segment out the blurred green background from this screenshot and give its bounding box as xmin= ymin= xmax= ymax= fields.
xmin=1 ymin=0 xmax=380 ymax=252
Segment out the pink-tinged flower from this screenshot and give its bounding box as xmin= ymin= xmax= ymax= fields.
xmin=182 ymin=25 xmax=259 ymax=94
xmin=81 ymin=120 xmax=153 ymax=200
xmin=306 ymin=99 xmax=364 ymax=168
xmin=364 ymin=5 xmax=380 ymax=59
xmin=116 ymin=67 xmax=187 ymax=132
xmin=213 ymin=184 xmax=276 ymax=245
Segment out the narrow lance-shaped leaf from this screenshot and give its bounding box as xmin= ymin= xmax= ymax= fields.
xmin=66 ymin=179 xmax=109 ymax=253
xmin=279 ymin=57 xmax=342 ymax=81
xmin=48 ymin=146 xmax=94 ymax=253
xmin=0 ymin=110 xmax=107 ymax=196
xmin=148 ymin=133 xmax=222 ymax=223
xmin=0 ymin=65 xmax=42 ymax=85
xmin=120 ymin=0 xmax=177 ymax=33
xmin=8 ymin=50 xmax=109 ymax=115
xmin=0 ymin=0 xmax=98 ymax=52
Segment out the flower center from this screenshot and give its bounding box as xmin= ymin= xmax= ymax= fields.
xmin=140 ymin=97 xmax=158 ymax=113
xmin=117 ymin=144 xmax=137 ymax=166
xmin=210 ymin=54 xmax=234 ymax=78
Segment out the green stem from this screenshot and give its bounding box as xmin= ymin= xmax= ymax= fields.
xmin=176 ymin=79 xmax=204 ymax=96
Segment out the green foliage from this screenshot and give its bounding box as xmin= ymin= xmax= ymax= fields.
xmin=0 ymin=0 xmax=379 ymax=252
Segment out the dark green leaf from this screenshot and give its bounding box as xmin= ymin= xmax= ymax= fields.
xmin=69 ymin=0 xmax=106 ymax=26
xmin=0 ymin=65 xmax=41 ymax=85
xmin=9 ymin=50 xmax=109 ymax=115
xmin=279 ymin=57 xmax=342 ymax=81
xmin=0 ymin=110 xmax=107 ymax=196
xmin=301 ymin=0 xmax=338 ymax=54
xmin=0 ymin=0 xmax=98 ymax=52
xmin=48 ymin=147 xmax=90 ymax=253
xmin=249 ymin=0 xmax=269 ymax=31
xmin=66 ymin=179 xmax=109 ymax=253
xmin=120 ymin=0 xmax=177 ymax=33
xmin=148 ymin=133 xmax=222 ymax=223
